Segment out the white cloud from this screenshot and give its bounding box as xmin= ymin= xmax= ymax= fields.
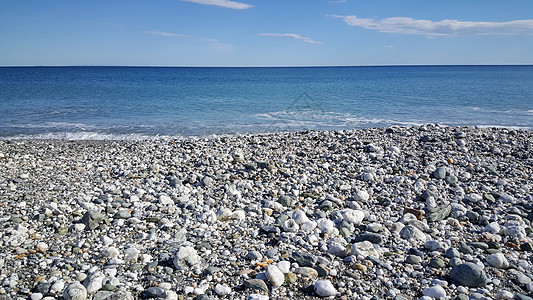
xmin=143 ymin=31 xmax=191 ymax=38
xmin=258 ymin=33 xmax=323 ymax=44
xmin=181 ymin=0 xmax=253 ymax=9
xmin=330 ymin=15 xmax=533 ymax=36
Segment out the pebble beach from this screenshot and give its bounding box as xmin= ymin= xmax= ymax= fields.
xmin=1 ymin=125 xmax=532 ymax=300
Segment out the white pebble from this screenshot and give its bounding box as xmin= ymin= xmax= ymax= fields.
xmin=422 ymin=285 xmax=446 ymax=299
xmin=314 ymin=280 xmax=336 ymax=297
xmin=214 ymin=284 xmax=232 ymax=296
xmin=265 ymin=265 xmax=285 ymax=287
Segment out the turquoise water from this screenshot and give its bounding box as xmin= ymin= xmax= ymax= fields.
xmin=0 ymin=66 xmax=532 ymax=139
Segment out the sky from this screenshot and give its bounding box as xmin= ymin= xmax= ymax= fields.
xmin=1 ymin=0 xmax=532 ymax=66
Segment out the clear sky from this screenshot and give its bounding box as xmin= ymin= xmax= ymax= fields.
xmin=1 ymin=0 xmax=532 ymax=66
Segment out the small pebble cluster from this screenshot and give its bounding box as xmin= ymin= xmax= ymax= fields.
xmin=0 ymin=125 xmax=532 ymax=300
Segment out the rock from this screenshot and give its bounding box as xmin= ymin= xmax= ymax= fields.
xmin=340 ymin=209 xmax=365 ymax=224
xmin=316 ymin=218 xmax=335 ymax=234
xmin=265 ymin=265 xmax=285 ymax=287
xmin=49 ymin=280 xmax=65 ymax=294
xmin=93 ymin=291 xmax=114 ymax=300
xmin=429 ymin=258 xmax=445 ymax=269
xmin=276 ymin=261 xmax=291 ymax=273
xmin=80 ymin=210 xmax=106 ymax=230
xmin=244 ymin=279 xmax=269 ymax=293
xmin=432 ymin=167 xmax=447 ymax=179
xmin=351 ymin=241 xmax=381 ymax=258
xmin=84 ymin=272 xmax=105 ymax=294
xmin=405 ymin=255 xmax=422 ymax=265
xmin=328 ymin=243 xmax=348 ymax=258
xmin=403 ymin=208 xmax=424 ymax=220
xmin=282 ymin=219 xmax=299 ymax=232
xmin=486 ymin=253 xmax=509 ymax=269
xmin=292 ymin=210 xmax=309 ymax=224
xmin=173 ymin=246 xmax=200 ymax=270
xmin=123 ymin=247 xmax=140 ymax=263
xmin=294 ymin=267 xmax=318 ymax=278
xmin=450 ymin=263 xmax=487 ymax=287
xmin=214 ymin=284 xmax=231 ymax=296
xmin=247 ymin=294 xmax=269 ymax=300
xmin=245 ymin=250 xmax=263 ymax=261
xmin=355 ymin=232 xmax=384 ymax=244
xmin=423 ymin=285 xmax=446 ymax=299
xmin=314 ymin=280 xmax=336 ymax=297
xmin=353 ymin=190 xmax=369 ymax=201
xmin=63 ymin=282 xmax=88 ymax=300
xmin=399 ymin=225 xmax=426 ymax=242
xmin=427 ymin=204 xmax=451 ymax=222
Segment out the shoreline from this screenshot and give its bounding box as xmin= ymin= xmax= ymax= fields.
xmin=1 ymin=124 xmax=531 ymax=142
xmin=1 ymin=125 xmax=532 ymax=299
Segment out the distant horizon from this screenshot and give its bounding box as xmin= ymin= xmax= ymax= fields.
xmin=1 ymin=64 xmax=533 ymax=68
xmin=1 ymin=0 xmax=532 ymax=66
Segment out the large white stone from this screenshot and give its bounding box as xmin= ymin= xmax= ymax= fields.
xmin=83 ymin=271 xmax=105 ymax=294
xmin=422 ymin=285 xmax=446 ymax=299
xmin=353 ymin=190 xmax=369 ymax=201
xmin=486 ymin=253 xmax=509 ymax=269
xmin=63 ymin=282 xmax=87 ymax=300
xmin=173 ymin=246 xmax=201 ymax=270
xmin=351 ymin=241 xmax=381 ymax=258
xmin=314 ymin=280 xmax=336 ymax=297
xmin=214 ymin=284 xmax=232 ymax=296
xmin=276 ymin=261 xmax=291 ymax=273
xmin=340 ymin=209 xmax=365 ymax=224
xmin=265 ymin=265 xmax=285 ymax=287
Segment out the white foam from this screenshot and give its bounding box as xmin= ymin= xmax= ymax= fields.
xmin=0 ymin=131 xmax=179 ymax=141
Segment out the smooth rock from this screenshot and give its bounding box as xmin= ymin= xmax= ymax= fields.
xmin=450 ymin=263 xmax=487 ymax=287
xmin=84 ymin=272 xmax=105 ymax=294
xmin=63 ymin=282 xmax=88 ymax=300
xmin=423 ymin=285 xmax=446 ymax=299
xmin=486 ymin=253 xmax=509 ymax=269
xmin=214 ymin=284 xmax=231 ymax=296
xmin=265 ymin=265 xmax=285 ymax=287
xmin=314 ymin=280 xmax=336 ymax=297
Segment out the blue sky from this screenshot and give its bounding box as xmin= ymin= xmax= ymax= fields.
xmin=1 ymin=0 xmax=532 ymax=66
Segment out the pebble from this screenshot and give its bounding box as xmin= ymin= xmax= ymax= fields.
xmin=265 ymin=265 xmax=285 ymax=287
xmin=0 ymin=126 xmax=530 ymax=299
xmin=486 ymin=253 xmax=509 ymax=269
xmin=173 ymin=246 xmax=200 ymax=270
xmin=450 ymin=262 xmax=488 ymax=287
xmin=422 ymin=285 xmax=446 ymax=299
xmin=63 ymin=282 xmax=87 ymax=300
xmin=214 ymin=284 xmax=231 ymax=296
xmin=314 ymin=280 xmax=336 ymax=297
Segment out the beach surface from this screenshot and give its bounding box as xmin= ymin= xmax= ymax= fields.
xmin=1 ymin=125 xmax=532 ymax=300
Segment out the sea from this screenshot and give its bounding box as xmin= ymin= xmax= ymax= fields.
xmin=0 ymin=65 xmax=532 ymax=140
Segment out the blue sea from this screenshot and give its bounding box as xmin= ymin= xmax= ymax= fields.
xmin=0 ymin=66 xmax=532 ymax=139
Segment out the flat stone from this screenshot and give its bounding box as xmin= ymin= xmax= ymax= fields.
xmin=80 ymin=210 xmax=106 ymax=230
xmin=427 ymin=204 xmax=451 ymax=222
xmin=244 ymin=279 xmax=269 ymax=293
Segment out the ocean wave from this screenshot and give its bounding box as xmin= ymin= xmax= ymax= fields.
xmin=468 ymin=106 xmax=533 ymax=115
xmin=254 ymin=110 xmax=424 ymax=129
xmin=0 ymin=131 xmax=178 ymax=141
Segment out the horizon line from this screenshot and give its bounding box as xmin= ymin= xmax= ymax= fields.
xmin=1 ymin=63 xmax=532 ymax=68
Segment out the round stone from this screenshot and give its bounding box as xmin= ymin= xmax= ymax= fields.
xmin=314 ymin=280 xmax=336 ymax=297
xmin=450 ymin=263 xmax=487 ymax=287
xmin=423 ymin=285 xmax=446 ymax=299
